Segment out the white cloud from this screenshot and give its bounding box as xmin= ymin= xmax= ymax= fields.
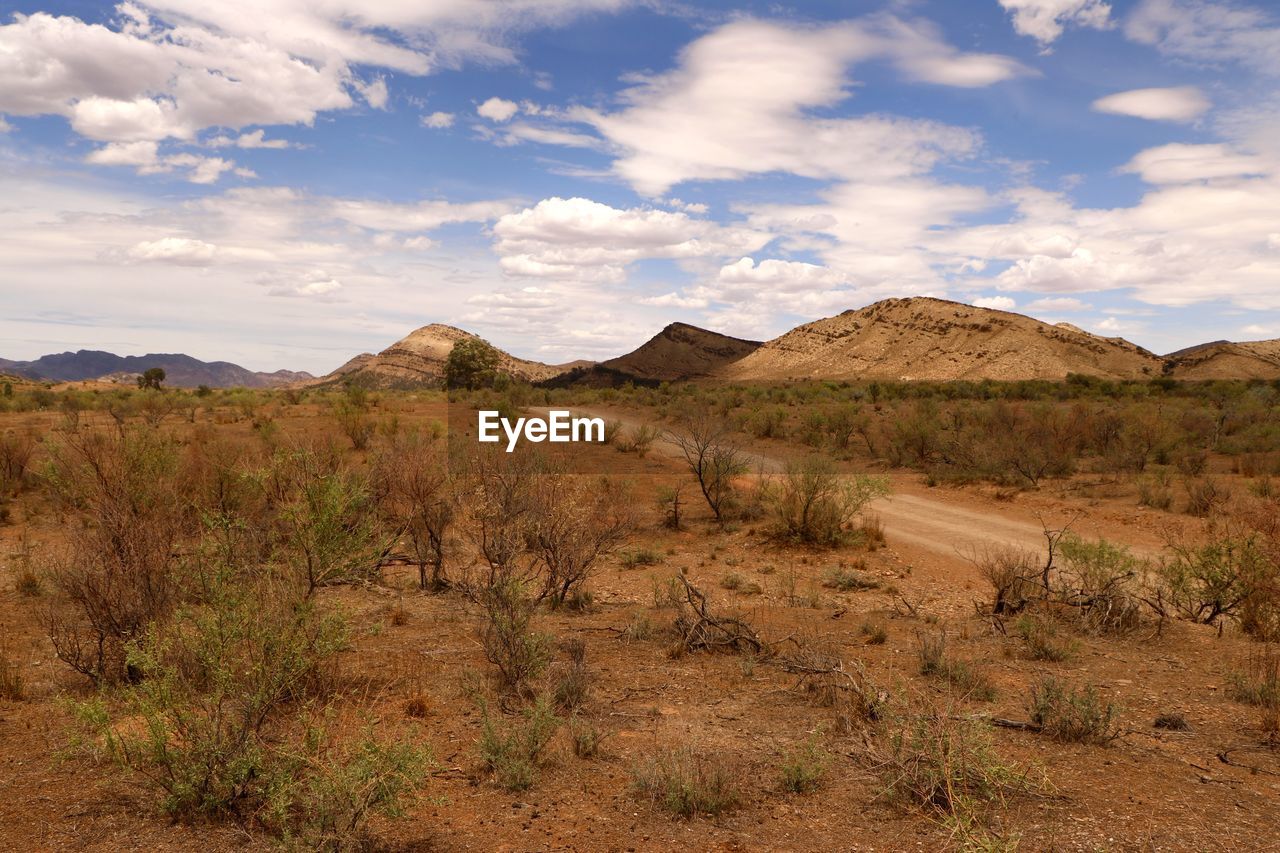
xmin=1121 ymin=143 xmax=1268 ymax=183
xmin=717 ymin=257 xmax=847 ymax=290
xmin=492 ymin=196 xmax=771 ymax=283
xmin=1092 ymin=86 xmax=1210 ymax=122
xmin=1025 ymin=296 xmax=1091 ymax=311
xmin=0 ymin=0 xmax=631 ymax=167
xmin=85 ymin=141 xmax=245 ymax=183
xmin=477 ymin=97 xmax=520 ymax=122
xmin=998 ymin=0 xmax=1113 ymax=46
xmin=208 ymin=129 xmax=293 ymax=149
xmin=574 ymin=16 xmax=1022 ymax=195
xmin=973 ymin=295 xmax=1017 ymax=310
xmin=1127 ymin=0 xmax=1280 ymax=75
xmin=126 ymin=237 xmax=219 ymax=265
xmin=421 ymin=111 xmax=456 ymax=128
xmin=1242 ymin=323 xmax=1280 ymax=337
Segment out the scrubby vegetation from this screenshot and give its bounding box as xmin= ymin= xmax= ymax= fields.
xmin=2 ymin=375 xmax=1280 ymax=848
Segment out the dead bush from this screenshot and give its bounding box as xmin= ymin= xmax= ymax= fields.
xmin=1185 ymin=477 xmax=1230 ymax=517
xmin=373 ymin=431 xmax=455 ymax=590
xmin=552 ymin=638 xmax=592 ymax=712
xmin=970 ymin=546 xmax=1041 ymax=616
xmin=0 ymin=646 xmax=23 ymax=700
xmin=525 ymin=473 xmax=633 ymax=607
xmin=670 ymin=409 xmax=747 ymax=525
xmin=670 ymin=574 xmax=764 ymax=656
xmin=44 ymin=428 xmax=189 ymax=684
xmin=1228 ymin=645 xmax=1280 ymax=736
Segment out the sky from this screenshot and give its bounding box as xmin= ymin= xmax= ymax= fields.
xmin=1 ymin=0 xmax=1279 ymax=374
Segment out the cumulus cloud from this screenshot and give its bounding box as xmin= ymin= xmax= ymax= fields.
xmin=573 ymin=16 xmax=1022 ymax=195
xmin=208 ymin=130 xmax=293 ymax=149
xmin=973 ymin=295 xmax=1017 ymax=310
xmin=998 ymin=0 xmax=1113 ymax=46
xmin=421 ymin=111 xmax=455 ymax=128
xmin=1092 ymin=86 xmax=1210 ymax=122
xmin=477 ymin=97 xmax=520 ymax=122
xmin=492 ymin=196 xmax=771 ymax=283
xmin=1025 ymin=296 xmax=1091 ymax=311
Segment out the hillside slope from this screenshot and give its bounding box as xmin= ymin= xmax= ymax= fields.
xmin=718 ymin=298 xmax=1164 ymax=382
xmin=1165 ymin=339 xmax=1280 ymax=380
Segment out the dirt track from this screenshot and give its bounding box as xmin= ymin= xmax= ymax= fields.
xmin=539 ymin=406 xmax=1157 ymax=560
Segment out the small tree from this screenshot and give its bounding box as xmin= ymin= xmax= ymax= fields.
xmin=136 ymin=367 xmax=166 ymax=390
xmin=373 ymin=431 xmax=455 ymax=590
xmin=763 ymin=456 xmax=888 ymax=547
xmin=445 ymin=338 xmax=501 ymax=390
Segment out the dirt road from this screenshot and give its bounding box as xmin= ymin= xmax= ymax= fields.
xmin=536 ymin=406 xmax=1157 ymax=560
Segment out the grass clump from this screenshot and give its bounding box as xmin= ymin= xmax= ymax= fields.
xmin=477 ymin=694 xmax=559 ymax=791
xmin=631 ymin=745 xmax=738 ymax=818
xmin=1014 ymin=615 xmax=1075 ymax=662
xmin=824 ymin=563 xmax=879 ymax=592
xmin=779 ymin=733 xmax=829 ymax=794
xmin=917 ymin=633 xmax=997 ymax=702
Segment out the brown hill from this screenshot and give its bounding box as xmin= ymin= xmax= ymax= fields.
xmin=317 ymin=324 xmax=562 ymax=388
xmin=601 ymin=322 xmax=761 ymax=381
xmin=1165 ymin=339 xmax=1280 ymax=380
xmin=717 ymin=297 xmax=1164 ymax=382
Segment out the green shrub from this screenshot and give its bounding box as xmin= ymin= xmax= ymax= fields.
xmin=762 ymin=456 xmax=889 ymax=547
xmin=1014 ymin=615 xmax=1075 ymax=662
xmin=917 ymin=633 xmax=997 ymax=701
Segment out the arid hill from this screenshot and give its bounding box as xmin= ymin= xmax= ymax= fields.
xmin=717 ymin=297 xmax=1165 ymax=382
xmin=316 ymin=324 xmax=563 ymax=388
xmin=0 ymin=351 xmax=312 ymax=388
xmin=1165 ymin=339 xmax=1280 ymax=380
xmin=600 ymin=322 xmax=760 ymax=381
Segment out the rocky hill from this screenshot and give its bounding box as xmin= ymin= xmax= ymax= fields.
xmin=315 ymin=324 xmax=564 ymax=388
xmin=0 ymin=351 xmax=312 ymax=388
xmin=1165 ymin=339 xmax=1280 ymax=380
xmin=600 ymin=322 xmax=760 ymax=381
xmin=717 ymin=298 xmax=1165 ymax=382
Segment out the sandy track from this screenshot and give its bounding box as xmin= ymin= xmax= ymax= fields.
xmin=535 ymin=406 xmax=1154 ymax=559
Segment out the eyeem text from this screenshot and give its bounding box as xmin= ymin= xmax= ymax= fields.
xmin=477 ymin=409 xmax=605 ymax=452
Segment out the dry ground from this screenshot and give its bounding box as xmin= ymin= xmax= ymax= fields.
xmin=2 ymin=399 xmax=1278 ymax=851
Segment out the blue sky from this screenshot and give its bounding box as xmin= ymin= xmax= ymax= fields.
xmin=2 ymin=0 xmax=1279 ymax=373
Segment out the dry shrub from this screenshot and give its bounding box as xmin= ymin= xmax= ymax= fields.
xmin=1056 ymin=536 xmax=1147 ymax=635
xmin=870 ymin=703 xmax=1040 ymax=831
xmin=971 ymin=546 xmax=1041 ymax=616
xmin=779 ymin=733 xmax=830 ymax=793
xmin=1014 ymin=615 xmax=1075 ymax=662
xmin=916 ymin=632 xmax=997 ymax=702
xmin=0 ymin=428 xmax=36 ymax=488
xmin=0 ymin=646 xmax=23 ymax=700
xmin=477 ymin=694 xmax=559 ymax=791
xmin=1229 ymin=645 xmax=1280 ymax=737
xmin=551 ymin=638 xmax=592 ymax=712
xmin=526 ymin=473 xmax=634 ymax=607
xmin=1159 ymin=523 xmax=1271 ymax=631
xmin=1027 ymin=678 xmax=1121 ymax=745
xmin=761 ymin=456 xmax=889 ymax=547
xmin=372 ymin=431 xmax=455 ymax=590
xmin=670 ymin=409 xmax=747 ymax=524
xmin=44 ymin=428 xmax=189 ymax=684
xmin=481 ymin=578 xmax=552 ymax=697
xmin=780 ymin=637 xmax=887 ymax=731
xmin=1185 ymin=477 xmax=1230 ymax=517
xmin=631 ymin=745 xmax=738 ymax=818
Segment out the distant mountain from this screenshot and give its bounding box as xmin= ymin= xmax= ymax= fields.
xmin=0 ymin=350 xmax=313 ymax=388
xmin=1165 ymin=339 xmax=1280 ymax=380
xmin=313 ymin=324 xmax=566 ymax=388
xmin=716 ymin=297 xmax=1165 ymax=382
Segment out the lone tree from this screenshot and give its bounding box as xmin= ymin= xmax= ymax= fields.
xmin=670 ymin=408 xmax=747 ymax=525
xmin=137 ymin=367 xmax=166 ymax=390
xmin=445 ymin=338 xmax=501 ymax=390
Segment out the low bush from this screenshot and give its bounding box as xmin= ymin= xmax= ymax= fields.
xmin=762 ymin=456 xmax=888 ymax=547
xmin=477 ymin=695 xmax=559 ymax=791
xmin=917 ymin=632 xmax=997 ymax=701
xmin=779 ymin=734 xmax=829 ymax=793
xmin=1027 ymin=678 xmax=1121 ymax=745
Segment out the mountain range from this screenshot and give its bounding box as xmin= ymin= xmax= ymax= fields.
xmin=0 ymin=351 xmax=312 ymax=388
xmin=7 ymin=298 xmax=1280 ymax=389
